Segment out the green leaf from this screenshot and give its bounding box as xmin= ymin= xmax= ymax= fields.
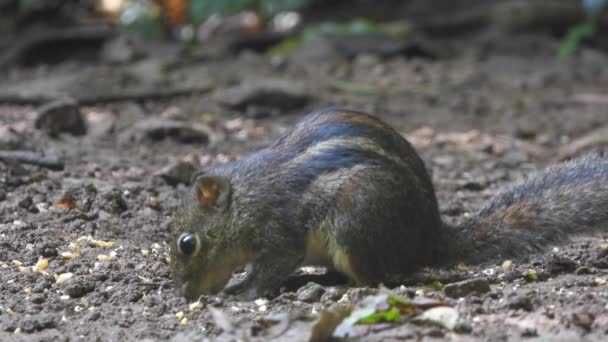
xmin=188 ymin=0 xmax=257 ymax=25
xmin=558 ymin=21 xmax=596 ymax=58
xmin=18 ymin=0 xmax=36 ymax=14
xmin=259 ymin=0 xmax=310 ymax=17
xmin=316 ymin=19 xmax=378 ymax=35
xmin=358 ymin=307 xmax=401 ymax=324
xmin=346 ymin=18 xmax=378 ymax=33
xmin=387 ymin=294 xmax=409 ymax=306
xmin=267 ymin=35 xmax=305 ymax=57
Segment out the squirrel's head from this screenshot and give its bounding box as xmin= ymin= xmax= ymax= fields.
xmin=170 ymin=173 xmax=236 ymax=300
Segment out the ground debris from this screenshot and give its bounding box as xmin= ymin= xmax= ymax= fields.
xmin=34 ymin=98 xmax=86 ymax=137
xmin=444 ymin=278 xmax=490 ymax=298
xmin=217 ymin=78 xmax=310 ymax=111
xmin=119 ymin=119 xmax=211 ymax=144
xmin=0 ymin=150 xmax=64 ymax=170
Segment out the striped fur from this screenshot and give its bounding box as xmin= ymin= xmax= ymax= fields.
xmin=171 ymin=108 xmax=441 ymax=299
xmin=451 ymin=156 xmax=608 ymax=264
xmin=171 ymin=107 xmax=608 ymax=301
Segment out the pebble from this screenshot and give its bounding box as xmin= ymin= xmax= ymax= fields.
xmin=320 ymin=287 xmax=347 ymax=303
xmin=296 ymin=282 xmax=326 ymax=303
xmin=34 ymin=98 xmax=86 ymax=137
xmin=444 ymin=278 xmax=490 ymax=298
xmin=572 ymin=312 xmax=595 ymax=331
xmin=20 ymin=313 xmax=58 ymax=333
xmin=64 ymin=278 xmax=95 ymax=298
xmin=545 ymin=254 xmax=577 ymax=274
xmin=505 ymin=293 xmax=535 ymax=312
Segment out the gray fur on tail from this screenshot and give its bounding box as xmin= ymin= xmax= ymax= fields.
xmin=448 ymin=155 xmax=608 ymax=264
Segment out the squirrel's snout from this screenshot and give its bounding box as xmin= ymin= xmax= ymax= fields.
xmin=179 ymin=280 xmax=198 ymax=300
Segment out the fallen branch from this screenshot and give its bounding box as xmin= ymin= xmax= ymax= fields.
xmin=0 ymin=150 xmax=64 ymax=170
xmin=0 ymin=25 xmax=116 ymax=69
xmin=558 ymin=125 xmax=608 ymax=160
xmin=325 ymin=78 xmax=437 ymax=96
xmin=0 ymin=84 xmax=214 ymax=105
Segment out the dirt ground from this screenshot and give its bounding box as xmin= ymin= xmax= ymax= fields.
xmin=1 ymin=31 xmax=608 ymax=341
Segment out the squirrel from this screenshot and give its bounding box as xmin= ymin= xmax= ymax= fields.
xmin=170 ymin=107 xmax=608 ymax=301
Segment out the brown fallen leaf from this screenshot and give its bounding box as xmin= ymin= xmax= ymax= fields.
xmin=54 ymin=196 xmax=78 ymax=209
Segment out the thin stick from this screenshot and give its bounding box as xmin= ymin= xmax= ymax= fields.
xmin=0 ymin=150 xmax=64 ymax=170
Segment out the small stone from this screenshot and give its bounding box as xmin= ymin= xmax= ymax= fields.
xmin=20 ymin=314 xmax=58 ymax=333
xmin=515 ymin=126 xmax=537 ymax=140
xmin=575 ymin=266 xmax=593 ymax=275
xmin=296 ymin=282 xmax=326 ymax=303
xmin=64 ymin=278 xmax=95 ymax=298
xmin=38 ymin=242 xmax=58 ymax=258
xmin=454 ymin=321 xmax=473 ymax=334
xmin=344 ymin=287 xmax=377 ymax=303
xmin=34 ymin=98 xmax=86 ymax=137
xmin=458 ymin=180 xmax=485 ymax=191
xmin=320 ymin=287 xmax=347 ymax=303
xmin=31 ymin=294 xmax=46 ymax=304
xmin=521 ymin=327 xmax=538 ymax=337
xmin=444 ymin=278 xmax=490 ymax=298
xmin=488 ymin=289 xmax=503 ymax=299
xmin=505 ymin=294 xmax=535 ymax=312
xmin=545 ymin=254 xmax=577 ymax=274
xmin=415 ymin=306 xmax=459 ymax=330
xmin=102 ymin=189 xmax=128 ymax=214
xmin=572 ymin=312 xmax=595 ymax=331
xmin=87 ymin=311 xmax=101 ymax=321
xmin=18 ymin=196 xmax=34 ymax=211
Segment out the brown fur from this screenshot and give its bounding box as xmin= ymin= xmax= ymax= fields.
xmin=170 ymin=108 xmax=608 ymax=301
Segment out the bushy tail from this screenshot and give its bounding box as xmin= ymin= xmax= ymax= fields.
xmin=446 ymin=155 xmax=608 ymax=265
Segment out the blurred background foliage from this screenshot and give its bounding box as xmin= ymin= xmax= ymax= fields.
xmin=97 ymin=0 xmax=315 ymax=39
xmin=9 ymin=0 xmax=608 ymax=57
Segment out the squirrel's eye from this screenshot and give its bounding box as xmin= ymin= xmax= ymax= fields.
xmin=178 ymin=233 xmax=200 ymax=256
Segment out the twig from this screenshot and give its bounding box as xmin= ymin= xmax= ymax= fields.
xmin=558 ymin=125 xmax=608 ymax=160
xmin=0 ymin=150 xmax=64 ymax=170
xmin=0 ymin=84 xmax=214 ymax=105
xmin=325 ymin=78 xmax=437 ymax=96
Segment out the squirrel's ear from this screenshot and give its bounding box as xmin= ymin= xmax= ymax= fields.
xmin=194 ymin=176 xmax=231 ymax=209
